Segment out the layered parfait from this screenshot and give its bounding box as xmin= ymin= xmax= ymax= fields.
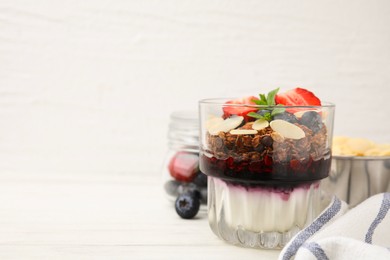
xmin=199 ymin=88 xmax=335 ymax=249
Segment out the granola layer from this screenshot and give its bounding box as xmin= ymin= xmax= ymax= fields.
xmin=201 ymin=121 xmax=331 ymax=184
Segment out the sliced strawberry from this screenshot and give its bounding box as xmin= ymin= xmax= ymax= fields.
xmin=168 ymin=152 xmax=199 ymax=182
xmin=223 ymin=96 xmax=259 ymax=121
xmin=275 ymin=88 xmax=321 ymax=106
xmin=275 ymin=88 xmax=321 ymax=113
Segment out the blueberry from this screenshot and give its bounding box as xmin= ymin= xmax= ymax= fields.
xmin=193 ymin=172 xmax=207 ymax=188
xmin=254 ymin=143 xmax=265 ymax=153
xmin=256 ymin=110 xmax=270 ymax=116
xmin=175 ymin=192 xmax=200 ymax=219
xmin=300 ymin=111 xmax=322 ymax=132
xmin=177 ymin=182 xmax=197 ymax=195
xmin=273 ymin=112 xmax=298 ymax=124
xmin=261 ymin=135 xmax=273 ymax=147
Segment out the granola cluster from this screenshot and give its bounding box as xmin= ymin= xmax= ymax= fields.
xmin=206 ymin=122 xmax=328 ymax=164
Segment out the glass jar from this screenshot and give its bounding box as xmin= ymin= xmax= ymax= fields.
xmin=199 ymin=99 xmax=335 ymax=249
xmin=162 ymin=111 xmax=208 ymax=217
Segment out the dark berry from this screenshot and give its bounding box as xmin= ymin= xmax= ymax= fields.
xmin=256 ymin=110 xmax=270 ymax=117
xmin=175 ymin=192 xmax=200 ymax=219
xmin=193 ymin=172 xmax=208 ymax=188
xmin=273 ymin=163 xmax=288 ymax=177
xmin=290 ymin=159 xmax=301 ymax=171
xmin=254 ymin=143 xmax=265 ymax=153
xmin=164 ymin=180 xmax=180 ymax=196
xmin=264 ymin=155 xmax=273 ymax=167
xmin=177 ymin=182 xmax=197 ymax=195
xmin=261 ymin=135 xmax=273 ymax=147
xmin=168 ymin=152 xmax=199 ymax=182
xmin=273 ymin=112 xmax=298 ymax=124
xmin=190 ymin=189 xmax=201 ymax=200
xmin=300 ymin=111 xmax=322 ymax=133
xmin=248 ymin=161 xmax=263 ymax=173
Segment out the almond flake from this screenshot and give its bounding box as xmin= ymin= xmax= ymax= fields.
xmin=229 ymin=129 xmax=258 ymax=135
xmin=252 ymin=119 xmax=269 ymax=130
xmin=270 ymin=120 xmax=305 ymax=140
xmin=208 ymin=116 xmax=244 ymax=135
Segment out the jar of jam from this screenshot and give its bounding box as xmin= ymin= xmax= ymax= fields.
xmin=162 ymin=110 xmax=207 ymax=219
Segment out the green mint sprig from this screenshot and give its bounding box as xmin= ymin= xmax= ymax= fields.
xmin=247 ymin=111 xmax=272 ymax=121
xmin=247 ymin=88 xmax=285 ymax=121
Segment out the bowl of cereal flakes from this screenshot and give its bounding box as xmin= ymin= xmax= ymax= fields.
xmin=321 ymin=136 xmax=390 ymax=207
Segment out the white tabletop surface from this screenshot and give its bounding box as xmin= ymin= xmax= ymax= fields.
xmin=0 ymin=172 xmax=280 ymax=259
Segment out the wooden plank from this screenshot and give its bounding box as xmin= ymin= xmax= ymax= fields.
xmin=0 ymin=172 xmax=279 ymax=259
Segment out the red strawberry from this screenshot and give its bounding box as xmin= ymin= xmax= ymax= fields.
xmin=275 ymin=88 xmax=321 ymax=106
xmin=168 ymin=152 xmax=199 ymax=182
xmin=275 ymin=88 xmax=321 ymax=113
xmin=223 ymin=96 xmax=259 ymax=121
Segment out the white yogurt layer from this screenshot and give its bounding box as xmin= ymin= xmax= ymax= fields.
xmin=210 ymin=177 xmax=321 ymax=233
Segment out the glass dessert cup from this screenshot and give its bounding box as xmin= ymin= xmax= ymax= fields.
xmin=199 ymin=99 xmax=335 ymax=249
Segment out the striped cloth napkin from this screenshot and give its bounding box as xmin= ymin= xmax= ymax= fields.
xmin=279 ymin=193 xmax=390 ymax=260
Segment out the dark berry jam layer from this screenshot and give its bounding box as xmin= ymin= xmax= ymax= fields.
xmin=212 ymin=178 xmax=321 ymax=201
xmin=200 ymin=153 xmax=331 ymax=185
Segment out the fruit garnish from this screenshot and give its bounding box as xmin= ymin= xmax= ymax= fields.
xmin=229 ymin=129 xmax=258 ymax=135
xmin=300 ymin=111 xmax=323 ymax=133
xmin=193 ymin=172 xmax=207 ymax=188
xmin=252 ymin=119 xmax=269 ymax=130
xmin=208 ymin=116 xmax=243 ymax=135
xmin=275 ymin=88 xmax=321 ymax=107
xmin=175 ymin=192 xmax=200 ymax=219
xmin=223 ymin=96 xmax=259 ymax=121
xmin=294 ymin=109 xmax=320 ymax=118
xmin=261 ymin=135 xmax=274 ymax=147
xmin=247 ymin=88 xmax=285 ymax=121
xmin=273 ymin=111 xmax=298 ymax=124
xmin=168 ymin=152 xmax=199 ymax=182
xmin=270 ymin=119 xmax=305 ymax=140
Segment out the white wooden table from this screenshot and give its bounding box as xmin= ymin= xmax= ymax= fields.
xmin=0 ymin=172 xmax=280 ymax=259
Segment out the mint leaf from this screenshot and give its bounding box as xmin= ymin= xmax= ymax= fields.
xmin=248 ymin=111 xmax=273 ymax=121
xmin=247 ymin=112 xmax=264 ymax=119
xmin=262 ymin=112 xmax=272 ymax=121
xmin=251 ymin=88 xmax=284 ymax=121
xmin=266 ymin=88 xmax=279 ymax=106
xmin=251 ymin=99 xmax=263 ymax=105
xmin=271 ymin=106 xmax=285 ymax=116
xmin=259 ymin=94 xmax=267 ymax=104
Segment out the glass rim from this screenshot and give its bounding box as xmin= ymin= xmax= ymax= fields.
xmin=199 ymin=98 xmax=335 ymax=108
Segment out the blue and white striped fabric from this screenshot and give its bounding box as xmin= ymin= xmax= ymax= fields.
xmin=279 ymin=193 xmax=390 ymax=260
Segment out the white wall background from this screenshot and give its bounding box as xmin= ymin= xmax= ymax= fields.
xmin=1 ymin=0 xmax=389 ymax=175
